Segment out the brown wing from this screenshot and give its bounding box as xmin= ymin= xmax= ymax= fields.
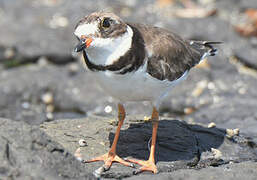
xmin=129 ymin=23 xmax=220 ymax=81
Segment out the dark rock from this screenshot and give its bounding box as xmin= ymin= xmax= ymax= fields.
xmin=162 ymin=17 xmax=249 ymax=55
xmin=0 ymin=0 xmax=141 ymax=64
xmin=0 ymin=0 xmax=81 ymax=62
xmin=0 ymin=0 xmax=254 ymax=67
xmin=186 ymin=61 xmax=257 ymax=137
xmin=168 ymin=67 xmax=257 ymax=142
xmin=234 ymin=45 xmax=257 ymax=70
xmin=0 ymin=64 xmax=90 ymax=125
xmin=0 ymin=118 xmax=95 ymax=180
xmin=0 ymin=0 xmax=243 ymax=65
xmin=215 ymin=0 xmax=242 ymax=12
xmin=41 ymin=116 xmax=257 ymax=179
xmin=127 ymin=161 xmax=257 ymax=180
xmin=164 ymin=18 xmax=233 ymax=42
xmin=239 ymin=0 xmax=257 ymax=10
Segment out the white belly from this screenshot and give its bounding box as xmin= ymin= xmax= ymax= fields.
xmin=90 ymin=65 xmax=188 ymax=104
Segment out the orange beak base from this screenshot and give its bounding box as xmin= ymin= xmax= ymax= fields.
xmin=74 ymin=37 xmax=93 ymax=52
xmin=85 ymin=37 xmax=92 ymax=48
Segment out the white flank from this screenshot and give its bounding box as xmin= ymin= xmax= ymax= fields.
xmin=91 ymin=61 xmax=188 ymax=108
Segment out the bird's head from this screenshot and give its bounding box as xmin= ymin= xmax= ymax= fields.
xmin=74 ymin=12 xmax=130 ymax=53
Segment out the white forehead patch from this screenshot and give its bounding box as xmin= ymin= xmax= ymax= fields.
xmin=74 ymin=23 xmax=98 ymax=37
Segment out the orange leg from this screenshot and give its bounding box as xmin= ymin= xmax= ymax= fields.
xmin=126 ymin=107 xmax=159 ymax=174
xmin=84 ymin=104 xmax=133 ymax=170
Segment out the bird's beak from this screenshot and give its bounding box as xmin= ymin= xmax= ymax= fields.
xmin=74 ymin=37 xmax=93 ymax=52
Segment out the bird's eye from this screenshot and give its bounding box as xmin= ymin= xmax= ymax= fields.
xmin=102 ymin=18 xmax=110 ymax=28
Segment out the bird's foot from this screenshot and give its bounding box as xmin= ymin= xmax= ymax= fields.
xmin=125 ymin=158 xmax=158 ymax=174
xmin=84 ymin=152 xmax=134 ymax=171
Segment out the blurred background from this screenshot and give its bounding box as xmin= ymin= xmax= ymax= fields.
xmin=0 ymin=0 xmax=256 ymax=140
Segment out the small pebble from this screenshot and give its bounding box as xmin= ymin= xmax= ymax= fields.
xmin=99 ymin=141 xmax=105 ymax=146
xmin=46 ymin=105 xmax=55 ymax=113
xmin=198 ymin=80 xmax=208 ymax=88
xmin=226 ymin=128 xmax=240 ymax=138
xmin=74 ymin=148 xmax=83 ymax=162
xmin=208 ymin=82 xmax=215 ymax=90
xmin=79 ymin=139 xmax=87 ymax=147
xmin=208 ymin=122 xmax=216 ymax=128
xmin=68 ymin=63 xmax=79 ymax=75
xmin=233 ymin=128 xmax=240 ymax=135
xmin=93 ymin=166 xmax=104 ymax=178
xmin=213 ymin=95 xmax=220 ymax=103
xmin=46 ymin=112 xmax=53 ymax=120
xmin=238 ymin=87 xmax=246 ymax=94
xmin=187 ymin=118 xmax=195 ymax=124
xmin=41 ymin=92 xmax=54 ymax=104
xmin=37 ymin=56 xmax=49 ymax=66
xmin=4 ymin=47 xmax=15 ymax=59
xmin=226 ymin=129 xmax=234 ymax=137
xmin=72 ymin=88 xmax=80 ymax=95
xmin=211 ymin=148 xmax=222 ymax=159
xmin=49 ymin=13 xmax=69 ymax=28
xmin=144 ymin=116 xmax=151 ymax=122
xmin=108 ymin=119 xmax=118 ymax=126
xmin=191 ymin=80 xmax=208 ymax=97
xmin=104 ymin=105 xmax=112 ymax=113
xmin=199 ymin=0 xmax=215 ymax=5
xmin=21 ymin=102 xmax=30 ymax=109
xmin=191 ymin=87 xmax=204 ymax=97
xmin=184 ymin=107 xmax=195 ymax=115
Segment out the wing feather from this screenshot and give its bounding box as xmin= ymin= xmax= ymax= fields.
xmin=129 ymin=23 xmax=220 ymax=81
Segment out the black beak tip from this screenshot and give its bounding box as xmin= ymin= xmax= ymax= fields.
xmin=74 ymin=40 xmax=86 ymax=53
xmin=74 ymin=47 xmax=80 ymax=53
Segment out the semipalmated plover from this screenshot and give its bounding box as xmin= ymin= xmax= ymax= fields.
xmin=74 ymin=11 xmax=221 ymax=174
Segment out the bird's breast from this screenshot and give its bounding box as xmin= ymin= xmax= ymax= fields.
xmin=90 ymin=64 xmax=184 ymax=102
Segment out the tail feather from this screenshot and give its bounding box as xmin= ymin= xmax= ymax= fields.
xmin=203 ymin=41 xmax=222 ymax=56
xmin=189 ymin=41 xmax=222 ymax=60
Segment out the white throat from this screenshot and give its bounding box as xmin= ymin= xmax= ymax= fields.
xmin=76 ymin=25 xmax=133 ymax=66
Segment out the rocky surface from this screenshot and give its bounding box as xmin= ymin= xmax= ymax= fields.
xmin=1 ymin=0 xmax=256 ymax=66
xmin=1 ymin=114 xmax=256 ymax=179
xmin=127 ymin=161 xmax=257 ymax=180
xmin=0 ymin=118 xmax=96 ymax=180
xmin=0 ymin=0 xmax=158 ymax=64
xmin=41 ymin=116 xmax=257 ymax=179
xmin=0 ymin=0 xmax=257 ymax=179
